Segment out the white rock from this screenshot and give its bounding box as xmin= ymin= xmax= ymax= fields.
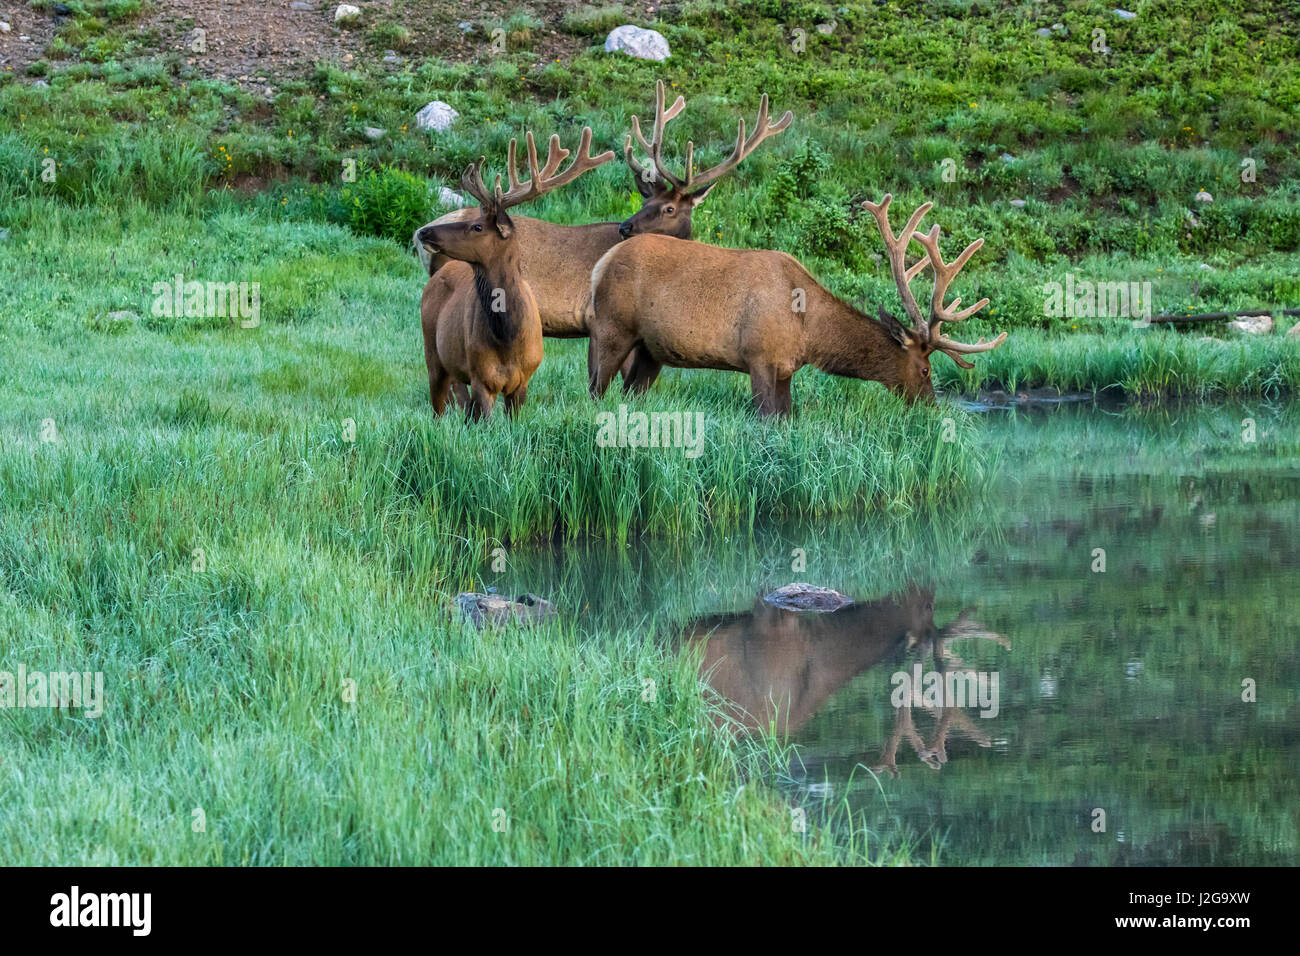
xmin=438 ymin=186 xmax=467 ymax=208
xmin=415 ymin=100 xmax=458 ymax=132
xmin=815 ymin=21 xmax=836 ymax=35
xmin=334 ymin=4 xmax=361 ymax=26
xmin=1009 ymin=199 xmax=1027 ymax=208
xmin=1035 ymin=27 xmax=1052 ymax=37
xmin=1228 ymin=315 xmax=1273 ymax=335
xmin=0 ymin=21 xmax=11 ymax=33
xmin=1195 ymin=190 xmax=1213 ymax=202
xmin=1198 ymin=263 xmax=1212 ymax=270
xmin=1000 ymin=152 xmax=1016 ymax=163
xmin=1114 ymin=9 xmax=1137 ymax=20
xmin=604 ymin=25 xmax=670 ymax=61
xmin=363 ymin=126 xmax=386 ymax=140
xmin=289 ymin=2 xmax=313 ymax=10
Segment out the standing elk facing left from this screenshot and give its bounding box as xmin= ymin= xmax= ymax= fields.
xmin=416 ymin=127 xmax=614 ymax=420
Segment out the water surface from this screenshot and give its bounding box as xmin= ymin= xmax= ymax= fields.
xmin=495 ymin=401 xmax=1300 ymax=865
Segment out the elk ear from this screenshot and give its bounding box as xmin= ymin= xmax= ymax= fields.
xmin=492 ymin=205 xmax=514 ymax=239
xmin=685 ymin=181 xmax=717 ymax=207
xmin=632 ymin=170 xmax=659 ymax=199
xmin=876 ymin=306 xmax=911 ymax=347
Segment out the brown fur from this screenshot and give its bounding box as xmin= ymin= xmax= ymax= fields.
xmin=586 ymin=235 xmax=945 ymax=416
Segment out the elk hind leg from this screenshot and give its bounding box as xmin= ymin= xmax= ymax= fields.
xmin=588 ymin=331 xmax=637 ymax=399
xmin=621 ymin=346 xmax=663 ymax=395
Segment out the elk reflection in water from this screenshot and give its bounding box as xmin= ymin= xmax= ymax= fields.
xmin=679 ymin=584 xmax=1010 ymax=777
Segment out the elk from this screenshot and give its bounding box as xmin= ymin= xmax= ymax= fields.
xmin=679 ymin=585 xmax=1008 ymax=773
xmin=413 ymin=81 xmax=792 ymax=342
xmin=415 ymin=127 xmax=614 ymax=420
xmin=586 ymin=194 xmax=1008 ymax=414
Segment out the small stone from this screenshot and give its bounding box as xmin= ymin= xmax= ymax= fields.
xmin=102 ymin=310 xmax=138 ymax=324
xmin=334 ymin=4 xmax=361 ymax=26
xmin=0 ymin=228 xmax=9 ymax=241
xmin=1000 ymin=152 xmax=1016 ymax=163
xmin=1228 ymin=315 xmax=1274 ymax=335
xmin=763 ymin=584 xmax=853 ymax=613
xmin=1035 ymin=27 xmax=1052 ymax=37
xmin=1051 ymin=22 xmax=1067 ymax=33
xmin=815 ymin=21 xmax=836 ymax=34
xmin=1198 ymin=263 xmax=1212 ymax=270
xmin=32 ymin=79 xmax=49 ymax=88
xmin=1114 ymin=8 xmax=1137 ymax=20
xmin=457 ymin=20 xmax=474 ymax=33
xmin=0 ymin=21 xmax=11 ymax=33
xmin=1195 ymin=190 xmax=1213 ymax=203
xmin=604 ymin=25 xmax=670 ymax=61
xmin=289 ymin=1 xmax=313 ymax=9
xmin=438 ymin=186 xmax=466 ymax=208
xmin=363 ymin=126 xmax=386 ymax=140
xmin=382 ymin=50 xmax=400 ymax=64
xmin=1009 ymin=199 xmax=1027 ymax=208
xmin=415 ymin=100 xmax=458 ymax=132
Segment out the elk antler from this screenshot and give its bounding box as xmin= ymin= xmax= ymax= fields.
xmin=461 ymin=126 xmax=616 ymax=213
xmin=861 ymin=193 xmax=933 ymax=335
xmin=911 ymin=223 xmax=1007 ymax=367
xmin=626 ymin=81 xmax=792 ymax=191
xmin=623 ymin=79 xmax=686 ymax=187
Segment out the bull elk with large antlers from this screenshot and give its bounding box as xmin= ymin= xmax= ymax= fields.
xmin=414 ymin=81 xmax=792 ymax=342
xmin=586 ymin=194 xmax=1008 ymax=415
xmin=415 ymin=127 xmax=614 ymax=420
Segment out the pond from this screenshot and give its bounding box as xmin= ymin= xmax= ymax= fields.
xmin=492 ymin=400 xmax=1300 ymax=865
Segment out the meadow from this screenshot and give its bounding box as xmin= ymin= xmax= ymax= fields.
xmin=1 ymin=0 xmax=1297 ymax=865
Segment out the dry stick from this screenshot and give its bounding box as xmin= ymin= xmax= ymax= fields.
xmin=1148 ymin=308 xmax=1300 ymax=325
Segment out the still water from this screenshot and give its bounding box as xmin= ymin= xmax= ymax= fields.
xmin=499 ymin=401 xmax=1300 ymax=865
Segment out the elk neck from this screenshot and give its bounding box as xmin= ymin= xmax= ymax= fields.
xmin=801 ymin=284 xmax=910 ymax=386
xmin=470 ymin=247 xmax=527 ymax=344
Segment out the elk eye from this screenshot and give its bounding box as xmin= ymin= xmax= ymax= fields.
xmin=473 ymin=224 xmax=483 ymax=232
xmin=664 ymin=205 xmax=675 ymax=215
xmin=922 ymin=366 xmax=930 ymax=377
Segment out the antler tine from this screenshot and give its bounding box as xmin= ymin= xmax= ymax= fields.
xmin=459 ymin=157 xmax=495 ymax=210
xmin=688 ymin=92 xmax=795 ymax=191
xmin=910 ymin=223 xmax=1006 ymax=363
xmin=629 ymin=79 xmax=687 ymax=189
xmin=861 ymin=193 xmax=933 ymax=335
xmin=497 ymin=125 xmax=616 ymax=211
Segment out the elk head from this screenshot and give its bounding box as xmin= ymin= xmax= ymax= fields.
xmin=861 ymin=194 xmax=1008 ymax=402
xmin=618 ymin=80 xmax=792 ymax=240
xmin=417 ymin=126 xmax=615 ymax=266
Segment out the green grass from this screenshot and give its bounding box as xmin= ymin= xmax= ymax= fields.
xmin=2 ymin=0 xmax=1298 ymax=866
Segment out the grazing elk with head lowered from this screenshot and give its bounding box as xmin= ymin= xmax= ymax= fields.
xmin=586 ymin=194 xmax=1008 ymax=415
xmin=415 ymin=127 xmax=613 ymax=420
xmin=680 ymin=585 xmax=1008 ymax=744
xmin=413 ymin=81 xmax=792 ymax=340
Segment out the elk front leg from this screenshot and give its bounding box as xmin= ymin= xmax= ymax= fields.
xmin=450 ymin=382 xmax=471 ymax=409
xmin=503 ymin=384 xmax=528 ymax=418
xmin=466 ymin=381 xmax=496 ymax=421
xmin=748 ymin=365 xmax=785 ymax=417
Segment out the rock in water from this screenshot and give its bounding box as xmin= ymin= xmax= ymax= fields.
xmin=763 ymin=584 xmax=853 ymax=612
xmin=604 ymin=25 xmax=670 ymax=61
xmin=415 ymin=101 xmax=458 ymax=132
xmin=456 ymin=592 xmax=556 ymax=627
